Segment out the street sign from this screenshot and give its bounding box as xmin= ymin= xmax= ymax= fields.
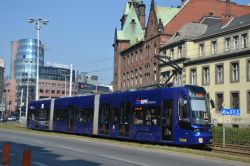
xmin=221 ymin=108 xmax=240 ymax=116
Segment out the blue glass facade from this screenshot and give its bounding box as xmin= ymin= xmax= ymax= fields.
xmin=14 ymin=39 xmax=44 ymax=106
xmin=14 ymin=39 xmax=44 ymax=82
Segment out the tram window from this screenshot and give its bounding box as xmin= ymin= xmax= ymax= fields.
xmin=111 ymin=108 xmax=119 ymax=124
xmin=38 ymin=108 xmax=48 ymax=120
xmin=145 ymin=107 xmax=160 ymax=126
xmin=133 ymin=106 xmax=159 ymax=126
xmin=133 ymin=110 xmax=144 ymax=125
xmin=100 ymin=104 xmax=110 ymax=124
xmin=178 ymin=98 xmax=190 ymax=129
xmin=54 ymin=109 xmax=67 ymax=121
xmin=77 ymin=109 xmax=93 ymax=124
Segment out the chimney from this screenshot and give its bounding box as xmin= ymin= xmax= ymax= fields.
xmin=138 ymin=1 xmax=146 ymax=29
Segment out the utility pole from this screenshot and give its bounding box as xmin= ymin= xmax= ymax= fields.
xmin=19 ymin=89 xmax=23 ymax=124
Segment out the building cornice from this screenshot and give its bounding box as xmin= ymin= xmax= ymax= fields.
xmin=184 ymin=49 xmax=250 ymax=66
xmin=120 ymin=40 xmax=145 ymax=56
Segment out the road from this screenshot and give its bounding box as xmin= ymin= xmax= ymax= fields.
xmin=0 ymin=129 xmax=248 ymax=166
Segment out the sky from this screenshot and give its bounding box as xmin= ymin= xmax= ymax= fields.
xmin=0 ymin=0 xmax=249 ymax=85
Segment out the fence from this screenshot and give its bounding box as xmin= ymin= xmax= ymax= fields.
xmin=212 ymin=127 xmax=250 ymax=148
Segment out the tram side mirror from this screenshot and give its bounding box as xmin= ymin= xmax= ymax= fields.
xmin=210 ymin=99 xmax=215 ymax=109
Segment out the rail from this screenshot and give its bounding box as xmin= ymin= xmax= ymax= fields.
xmin=211 ymin=143 xmax=250 ymax=156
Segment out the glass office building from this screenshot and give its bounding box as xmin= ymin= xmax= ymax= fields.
xmin=40 ymin=66 xmax=75 ymax=82
xmin=14 ymin=39 xmax=44 ymax=82
xmin=14 ymin=39 xmax=44 ymax=107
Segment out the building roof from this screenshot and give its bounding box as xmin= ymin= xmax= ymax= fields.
xmin=200 ymin=14 xmax=250 ymax=38
xmin=117 ymin=5 xmax=144 ymax=45
xmin=155 ymin=7 xmax=179 ymax=26
xmin=164 ymin=23 xmax=207 ymax=46
xmin=123 ymin=0 xmax=140 ymax=16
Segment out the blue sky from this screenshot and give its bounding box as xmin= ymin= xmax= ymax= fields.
xmin=0 ymin=0 xmax=249 ymax=85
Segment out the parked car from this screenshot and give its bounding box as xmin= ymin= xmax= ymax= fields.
xmin=7 ymin=116 xmax=17 ymax=121
xmin=0 ymin=116 xmax=7 ymax=122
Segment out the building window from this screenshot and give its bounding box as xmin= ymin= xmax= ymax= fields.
xmin=225 ymin=37 xmax=231 ymax=51
xmin=178 ymin=46 xmax=183 ymax=58
xmin=231 ymin=62 xmax=239 ymax=83
xmin=241 ymin=33 xmax=248 ymax=48
xmin=247 ymin=60 xmax=250 ymax=81
xmin=127 ymin=55 xmax=130 ymax=64
xmin=247 ymin=91 xmax=250 ymax=114
xmin=57 ymin=90 xmax=60 ymax=94
xmin=162 ymin=71 xmax=171 ymax=84
xmin=123 ymin=73 xmax=126 ymax=88
xmin=139 ymin=68 xmax=142 ymax=84
xmin=131 ymin=71 xmax=133 ymax=86
xmin=140 ymin=49 xmax=143 ymax=60
xmin=216 ymin=93 xmax=224 ymax=112
xmin=45 ymin=90 xmax=50 ymax=93
xmin=231 ymin=92 xmax=240 ymax=109
xmin=40 ymin=89 xmax=44 ymax=93
xmin=135 ymin=51 xmax=138 ymax=62
xmin=153 ymin=63 xmax=157 ymax=81
xmin=154 ymin=44 xmax=157 ymax=56
xmin=233 ymin=35 xmax=239 ymax=50
xmin=131 ymin=53 xmax=134 ymax=63
xmin=146 ymin=46 xmax=149 ymax=59
xmin=211 ymin=40 xmax=217 ymax=55
xmin=202 ymin=66 xmax=210 ymax=86
xmin=170 ymin=48 xmax=174 ymax=59
xmin=199 ymin=43 xmax=205 ymax=56
xmin=216 ymin=64 xmax=224 ymax=84
xmin=52 ymin=90 xmax=55 ymax=94
xmin=123 ymin=57 xmax=126 ymax=66
xmin=190 ymin=68 xmax=197 ymax=85
xmin=135 ymin=69 xmax=138 ymax=85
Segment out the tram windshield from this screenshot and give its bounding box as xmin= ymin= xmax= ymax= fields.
xmin=190 ymin=99 xmax=209 ymax=126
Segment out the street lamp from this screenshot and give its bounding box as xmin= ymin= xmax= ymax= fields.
xmin=25 ymin=60 xmax=32 ymax=122
xmin=28 ymin=18 xmax=49 ymax=100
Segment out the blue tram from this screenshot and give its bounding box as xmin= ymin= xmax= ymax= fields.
xmin=27 ymin=85 xmax=213 ymax=145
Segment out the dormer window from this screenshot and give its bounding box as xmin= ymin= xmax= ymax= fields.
xmin=175 ymin=32 xmax=181 ymax=37
xmin=131 ymin=18 xmax=136 ymax=24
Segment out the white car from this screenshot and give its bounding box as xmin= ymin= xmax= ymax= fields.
xmin=7 ymin=116 xmax=17 ymax=121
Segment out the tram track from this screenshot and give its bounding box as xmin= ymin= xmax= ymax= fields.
xmin=210 ymin=144 xmax=250 ymax=157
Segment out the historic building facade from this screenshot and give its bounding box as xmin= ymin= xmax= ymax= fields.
xmin=159 ymin=14 xmax=250 ymax=126
xmin=113 ymin=0 xmax=250 ymax=91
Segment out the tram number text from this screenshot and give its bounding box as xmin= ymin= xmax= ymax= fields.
xmin=179 ymin=138 xmax=187 ymax=143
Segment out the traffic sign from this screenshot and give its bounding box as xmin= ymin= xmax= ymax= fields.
xmin=221 ymin=108 xmax=240 ymax=116
xmin=0 ymin=103 xmax=5 ymax=112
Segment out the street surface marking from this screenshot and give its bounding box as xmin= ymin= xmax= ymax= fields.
xmin=33 ymin=162 xmax=49 ymax=166
xmin=100 ymin=154 xmax=150 ymax=166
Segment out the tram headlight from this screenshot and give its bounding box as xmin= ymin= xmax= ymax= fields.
xmin=194 ymin=128 xmax=201 ymax=131
xmin=198 ymin=138 xmax=203 ymax=144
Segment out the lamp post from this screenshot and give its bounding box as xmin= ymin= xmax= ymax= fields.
xmin=25 ymin=60 xmax=32 ymax=122
xmin=28 ymin=18 xmax=48 ymax=101
xmin=19 ymin=89 xmax=23 ymax=124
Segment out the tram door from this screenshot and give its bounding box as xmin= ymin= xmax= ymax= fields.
xmin=67 ymin=104 xmax=76 ymax=132
xmin=99 ymin=103 xmax=110 ymax=135
xmin=162 ymin=100 xmax=173 ymax=141
xmin=119 ymin=102 xmax=131 ymax=137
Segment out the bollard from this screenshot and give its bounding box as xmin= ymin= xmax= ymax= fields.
xmin=2 ymin=144 xmax=10 ymax=166
xmin=22 ymin=149 xmax=31 ymax=166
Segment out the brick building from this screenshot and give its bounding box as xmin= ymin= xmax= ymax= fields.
xmin=113 ymin=0 xmax=250 ymax=91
